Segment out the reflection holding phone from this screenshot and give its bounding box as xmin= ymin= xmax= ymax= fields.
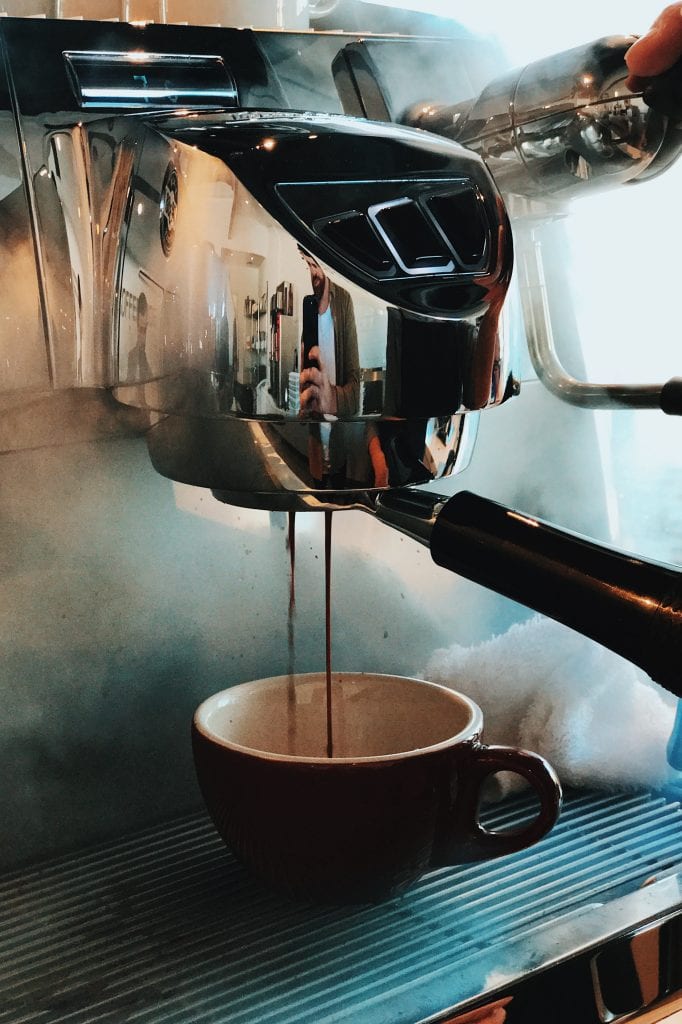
xmin=297 ymin=247 xmax=360 ymax=419
xmin=297 ymin=248 xmax=361 ymax=487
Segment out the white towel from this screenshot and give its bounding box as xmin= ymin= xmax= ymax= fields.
xmin=424 ymin=615 xmax=680 ymax=792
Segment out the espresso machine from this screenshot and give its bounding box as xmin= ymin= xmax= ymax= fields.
xmin=2 ymin=9 xmax=682 ymax=1024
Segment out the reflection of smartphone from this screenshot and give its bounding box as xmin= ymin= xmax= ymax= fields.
xmin=302 ymin=294 xmax=319 ymax=370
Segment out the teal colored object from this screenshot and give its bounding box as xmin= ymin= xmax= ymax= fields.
xmin=667 ymin=700 xmax=682 ymax=770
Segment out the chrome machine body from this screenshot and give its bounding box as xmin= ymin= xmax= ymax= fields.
xmin=2 ymin=17 xmax=514 ymax=510
xmin=1 ymin=13 xmax=682 ymax=1024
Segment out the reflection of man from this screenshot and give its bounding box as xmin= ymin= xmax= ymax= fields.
xmin=298 ymin=248 xmax=360 ymax=417
xmin=127 ymin=292 xmax=152 ymax=381
xmin=297 ymin=248 xmax=361 ymax=487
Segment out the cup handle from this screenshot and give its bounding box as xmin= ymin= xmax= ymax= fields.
xmin=433 ymin=744 xmax=562 ymax=866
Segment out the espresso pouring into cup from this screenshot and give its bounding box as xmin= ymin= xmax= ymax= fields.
xmin=3 ymin=14 xmax=682 ymax=1021
xmin=87 ymin=46 xmax=682 ymax=900
xmin=192 ymin=673 xmax=561 ymax=904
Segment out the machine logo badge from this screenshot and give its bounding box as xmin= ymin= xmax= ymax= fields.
xmin=160 ymin=162 xmax=179 ymax=257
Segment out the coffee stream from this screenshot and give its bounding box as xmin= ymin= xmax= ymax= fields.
xmin=287 ymin=510 xmax=296 ymax=665
xmin=286 ymin=510 xmax=296 ymax=751
xmin=324 ymin=510 xmax=334 ymax=759
xmin=286 ymin=509 xmax=334 ymax=758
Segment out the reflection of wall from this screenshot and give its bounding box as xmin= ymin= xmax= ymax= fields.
xmin=0 ymin=112 xmax=22 ymax=202
xmin=164 ymin=0 xmax=309 ymax=27
xmin=0 ymin=101 xmax=51 ymax=398
xmin=278 ymin=313 xmax=299 ymax=391
xmin=0 ymin=186 xmax=49 ymax=395
xmin=119 ymin=132 xmax=233 ymax=383
xmin=115 ymin=129 xmax=396 ymax=411
xmin=230 ymin=238 xmax=304 ymax=404
xmin=348 ymin=287 xmax=387 ymax=369
xmin=229 ymin=255 xmax=263 ymax=390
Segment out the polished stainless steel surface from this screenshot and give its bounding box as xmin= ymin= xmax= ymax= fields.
xmin=38 ymin=107 xmax=511 ymax=501
xmin=590 ymin=918 xmax=682 ymax=1023
xmin=373 ymin=485 xmax=444 ymax=545
xmin=160 ymin=412 xmax=479 ymax=512
xmin=403 ymin=36 xmax=670 ymax=203
xmin=0 ymin=3 xmax=519 ymax=500
xmin=2 ymin=788 xmax=681 ymax=1024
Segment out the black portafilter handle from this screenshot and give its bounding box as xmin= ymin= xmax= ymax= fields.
xmin=660 ymin=377 xmax=682 ymax=415
xmin=430 ymin=491 xmax=682 ymax=698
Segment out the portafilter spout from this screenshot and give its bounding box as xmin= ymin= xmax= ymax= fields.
xmin=373 ymin=488 xmax=682 ymax=700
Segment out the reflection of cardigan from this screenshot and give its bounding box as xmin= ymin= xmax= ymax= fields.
xmin=127 ymin=343 xmax=152 ymax=381
xmin=327 ymin=281 xmax=360 ymax=417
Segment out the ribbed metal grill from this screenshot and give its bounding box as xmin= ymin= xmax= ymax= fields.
xmin=2 ymin=787 xmax=682 ymax=1024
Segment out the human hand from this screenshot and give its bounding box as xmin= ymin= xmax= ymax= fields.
xmin=440 ymin=996 xmax=512 ymax=1024
xmin=299 ymin=346 xmax=337 ymax=416
xmin=626 ymin=4 xmax=682 ymax=86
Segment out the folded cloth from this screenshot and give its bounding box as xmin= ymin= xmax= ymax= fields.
xmin=424 ymin=615 xmax=680 ymax=792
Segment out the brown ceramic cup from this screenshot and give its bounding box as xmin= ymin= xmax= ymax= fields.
xmin=192 ymin=672 xmax=562 ymax=904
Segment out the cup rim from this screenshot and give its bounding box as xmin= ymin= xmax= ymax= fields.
xmin=192 ymin=671 xmax=483 ymax=765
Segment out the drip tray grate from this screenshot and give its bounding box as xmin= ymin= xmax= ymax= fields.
xmin=2 ymin=787 xmax=682 ymax=1024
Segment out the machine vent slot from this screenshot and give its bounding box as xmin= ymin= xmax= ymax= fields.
xmin=63 ymin=51 xmax=238 ymax=110
xmin=316 ymin=211 xmax=394 ymax=273
xmin=427 ymin=187 xmax=489 ymax=267
xmin=276 ymin=177 xmax=493 ymax=293
xmin=370 ymin=198 xmax=454 ymax=274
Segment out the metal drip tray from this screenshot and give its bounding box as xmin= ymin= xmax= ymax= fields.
xmin=2 ymin=788 xmax=682 ymax=1024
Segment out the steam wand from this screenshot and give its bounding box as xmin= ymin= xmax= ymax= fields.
xmin=373 ymin=488 xmax=682 ymax=702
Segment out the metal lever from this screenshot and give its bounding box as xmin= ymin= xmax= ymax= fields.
xmin=518 ymin=230 xmax=673 ymax=411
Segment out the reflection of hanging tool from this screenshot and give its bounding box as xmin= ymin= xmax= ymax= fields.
xmin=301 ymin=294 xmax=319 ymax=370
